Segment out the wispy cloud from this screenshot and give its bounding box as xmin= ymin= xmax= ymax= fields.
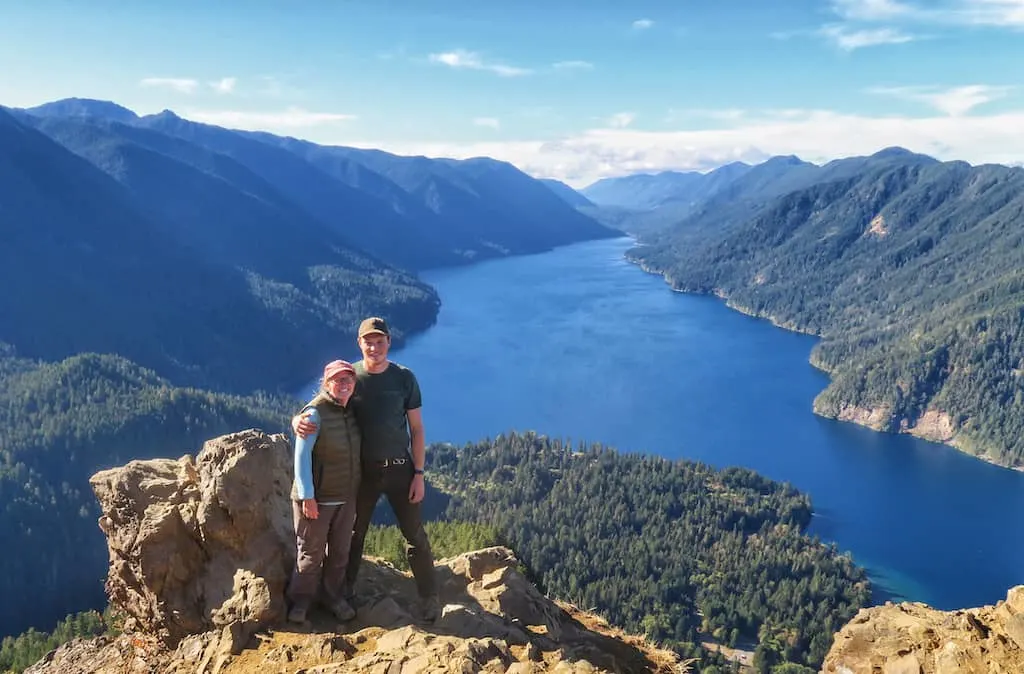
xmin=139 ymin=77 xmax=199 ymax=94
xmin=632 ymin=18 xmax=655 ymax=30
xmin=209 ymin=77 xmax=237 ymax=94
xmin=182 ymin=107 xmax=356 ymax=129
xmin=819 ymin=24 xmax=919 ymax=49
xmin=831 ymin=0 xmax=916 ymax=20
xmin=959 ymin=0 xmax=1024 ymax=28
xmin=427 ymin=49 xmax=531 ymax=77
xmin=868 ymin=84 xmax=1014 ymax=116
xmin=606 ymin=112 xmax=636 ymax=128
xmin=802 ymin=0 xmax=1023 ymax=52
xmin=829 ymin=0 xmax=1024 ymax=28
xmin=473 ymin=117 xmax=500 ymax=129
xmin=552 ymin=60 xmax=594 ymax=70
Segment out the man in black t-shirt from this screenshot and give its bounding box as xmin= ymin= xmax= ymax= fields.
xmin=293 ymin=317 xmax=439 ymax=622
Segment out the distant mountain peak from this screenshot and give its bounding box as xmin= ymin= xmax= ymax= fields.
xmin=872 ymin=146 xmax=915 ymax=158
xmin=24 ymin=98 xmax=138 ymax=123
xmin=868 ymin=146 xmax=940 ymax=166
xmin=763 ymin=154 xmax=808 ymax=167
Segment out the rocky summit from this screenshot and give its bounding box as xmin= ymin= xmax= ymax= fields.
xmin=25 ymin=430 xmax=687 ymax=673
xmin=822 ymin=586 xmax=1024 ymax=674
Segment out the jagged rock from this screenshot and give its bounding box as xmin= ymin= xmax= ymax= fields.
xmin=28 ymin=430 xmax=688 ymax=674
xmin=89 ymin=429 xmax=296 ymax=646
xmin=823 ymin=586 xmax=1024 ymax=674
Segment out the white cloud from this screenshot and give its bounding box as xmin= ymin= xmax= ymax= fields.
xmin=632 ymin=18 xmax=655 ymax=29
xmin=552 ymin=60 xmax=594 ymax=70
xmin=473 ymin=117 xmax=500 ymax=129
xmin=818 ymin=24 xmax=919 ymax=49
xmin=182 ymin=106 xmax=356 ymax=129
xmin=427 ymin=49 xmax=531 ymax=77
xmin=333 ymin=107 xmax=1024 ymax=188
xmin=808 ymin=0 xmax=1022 ymax=52
xmin=139 ymin=77 xmax=199 ymax=94
xmin=209 ymin=77 xmax=237 ymax=94
xmin=868 ymin=84 xmax=1014 ymax=116
xmin=830 ymin=0 xmax=1024 ymax=27
xmin=831 ymin=0 xmax=916 ymax=20
xmin=607 ymin=112 xmax=636 ymax=128
xmin=959 ymin=0 xmax=1024 ymax=27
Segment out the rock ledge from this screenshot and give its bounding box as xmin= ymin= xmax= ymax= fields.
xmin=823 ymin=586 xmax=1024 ymax=674
xmin=27 ymin=430 xmax=688 ymax=674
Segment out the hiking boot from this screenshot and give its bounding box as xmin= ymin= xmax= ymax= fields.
xmin=287 ymin=605 xmax=308 ymax=624
xmin=418 ymin=595 xmax=441 ymax=623
xmin=329 ymin=596 xmax=356 ymax=622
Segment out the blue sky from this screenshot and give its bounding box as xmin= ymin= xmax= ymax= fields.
xmin=2 ymin=0 xmax=1023 ymax=186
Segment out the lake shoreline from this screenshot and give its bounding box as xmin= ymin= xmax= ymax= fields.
xmin=624 ymin=250 xmax=1024 ymax=475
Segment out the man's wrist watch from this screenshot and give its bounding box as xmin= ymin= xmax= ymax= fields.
xmin=414 ymin=468 xmax=425 ymax=475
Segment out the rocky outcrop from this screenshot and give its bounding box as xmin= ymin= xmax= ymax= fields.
xmin=823 ymin=586 xmax=1024 ymax=674
xmin=27 ymin=429 xmax=687 ymax=674
xmin=901 ymin=410 xmax=956 ymax=444
xmin=89 ymin=430 xmax=296 ymax=647
xmin=827 ymin=403 xmax=893 ymax=431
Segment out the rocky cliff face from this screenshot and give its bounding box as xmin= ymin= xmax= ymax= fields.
xmin=823 ymin=587 xmax=1024 ymax=674
xmin=26 ymin=429 xmax=687 ymax=674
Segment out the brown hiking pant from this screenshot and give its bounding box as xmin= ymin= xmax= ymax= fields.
xmin=345 ymin=461 xmax=437 ymax=598
xmin=286 ymin=499 xmax=357 ymax=610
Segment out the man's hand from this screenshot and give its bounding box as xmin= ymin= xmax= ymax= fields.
xmin=301 ymin=498 xmax=319 ymax=520
xmin=292 ymin=412 xmax=318 ymax=438
xmin=408 ymin=473 xmax=425 ymax=504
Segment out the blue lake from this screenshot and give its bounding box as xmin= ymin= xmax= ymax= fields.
xmin=307 ymin=236 xmax=1024 ymax=611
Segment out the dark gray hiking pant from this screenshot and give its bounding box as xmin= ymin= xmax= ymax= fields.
xmin=286 ymin=499 xmax=357 ymax=610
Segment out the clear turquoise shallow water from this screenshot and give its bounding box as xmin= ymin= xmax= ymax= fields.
xmin=305 ymin=236 xmax=1024 ymax=610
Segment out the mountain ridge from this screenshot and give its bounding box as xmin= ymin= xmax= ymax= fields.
xmin=539 ymin=177 xmax=596 ymax=208
xmin=15 ymin=98 xmax=621 ymax=272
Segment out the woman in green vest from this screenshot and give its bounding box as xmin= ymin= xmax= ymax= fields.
xmin=286 ymin=359 xmax=362 ymax=624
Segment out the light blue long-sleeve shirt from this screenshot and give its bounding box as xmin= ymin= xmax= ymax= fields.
xmin=293 ymin=407 xmax=320 ymax=500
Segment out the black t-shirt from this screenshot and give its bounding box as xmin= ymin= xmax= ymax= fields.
xmin=351 ymin=360 xmax=422 ymax=461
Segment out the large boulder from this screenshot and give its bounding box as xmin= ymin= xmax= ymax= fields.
xmin=823 ymin=586 xmax=1024 ymax=674
xmin=89 ymin=429 xmax=295 ymax=647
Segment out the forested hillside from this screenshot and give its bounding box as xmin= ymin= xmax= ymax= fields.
xmin=0 ymin=347 xmax=295 ymax=639
xmin=428 ymin=432 xmax=869 ymax=672
xmin=630 ymin=149 xmax=1024 ymax=467
xmin=249 ymin=136 xmax=619 ymax=258
xmin=0 ymin=107 xmax=439 ymax=395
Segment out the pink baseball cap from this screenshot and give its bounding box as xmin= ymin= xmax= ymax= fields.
xmin=323 ymin=359 xmax=356 ymax=381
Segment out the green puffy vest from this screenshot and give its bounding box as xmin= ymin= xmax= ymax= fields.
xmin=291 ymin=392 xmax=361 ymax=502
